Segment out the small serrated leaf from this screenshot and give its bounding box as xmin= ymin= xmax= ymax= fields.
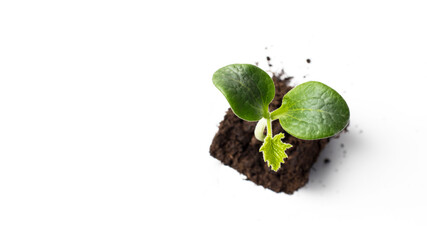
xmin=259 ymin=133 xmax=292 ymax=171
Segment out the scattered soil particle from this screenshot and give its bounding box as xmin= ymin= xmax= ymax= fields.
xmin=267 ymin=56 xmax=273 ymax=67
xmin=210 ymin=71 xmax=330 ymax=194
xmin=324 ymin=158 xmax=330 ymax=164
xmin=306 ymin=59 xmax=311 ymax=63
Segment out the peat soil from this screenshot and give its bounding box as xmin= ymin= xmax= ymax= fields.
xmin=210 ymin=71 xmax=330 ymax=194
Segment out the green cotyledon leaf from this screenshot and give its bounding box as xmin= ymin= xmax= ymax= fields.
xmin=270 ymin=81 xmax=350 ymax=140
xmin=259 ymin=133 xmax=292 ymax=171
xmin=212 ymin=64 xmax=275 ymax=121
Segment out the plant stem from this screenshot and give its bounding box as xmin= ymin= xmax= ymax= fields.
xmin=254 ymin=115 xmax=274 ymax=142
xmin=266 ymin=117 xmax=272 ymax=137
xmin=270 ymin=105 xmax=286 ymax=120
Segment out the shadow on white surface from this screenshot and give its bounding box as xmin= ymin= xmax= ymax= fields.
xmin=304 ymin=124 xmax=364 ymax=193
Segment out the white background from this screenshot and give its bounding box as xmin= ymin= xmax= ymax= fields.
xmin=1 ymin=0 xmax=427 ymax=239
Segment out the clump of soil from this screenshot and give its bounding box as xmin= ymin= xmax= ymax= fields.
xmin=210 ymin=71 xmax=330 ymax=194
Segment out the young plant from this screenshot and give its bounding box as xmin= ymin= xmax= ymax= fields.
xmin=213 ymin=64 xmax=350 ymax=171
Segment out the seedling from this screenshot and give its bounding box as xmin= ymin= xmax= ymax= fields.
xmin=213 ymin=64 xmax=350 ymax=171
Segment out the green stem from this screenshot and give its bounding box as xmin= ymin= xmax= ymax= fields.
xmin=270 ymin=105 xmax=286 ymax=120
xmin=254 ymin=113 xmax=274 ymax=141
xmin=266 ymin=117 xmax=272 ymax=137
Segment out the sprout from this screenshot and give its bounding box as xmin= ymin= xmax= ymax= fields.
xmin=213 ymin=64 xmax=349 ymax=171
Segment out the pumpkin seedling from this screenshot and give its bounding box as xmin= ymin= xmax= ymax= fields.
xmin=213 ymin=64 xmax=350 ymax=171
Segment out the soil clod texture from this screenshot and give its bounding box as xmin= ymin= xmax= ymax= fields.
xmin=210 ymin=71 xmax=330 ymax=194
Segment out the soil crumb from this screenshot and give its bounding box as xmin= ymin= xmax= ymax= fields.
xmin=267 ymin=56 xmax=273 ymax=67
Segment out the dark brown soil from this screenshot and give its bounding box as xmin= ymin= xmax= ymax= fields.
xmin=210 ymin=71 xmax=330 ymax=194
